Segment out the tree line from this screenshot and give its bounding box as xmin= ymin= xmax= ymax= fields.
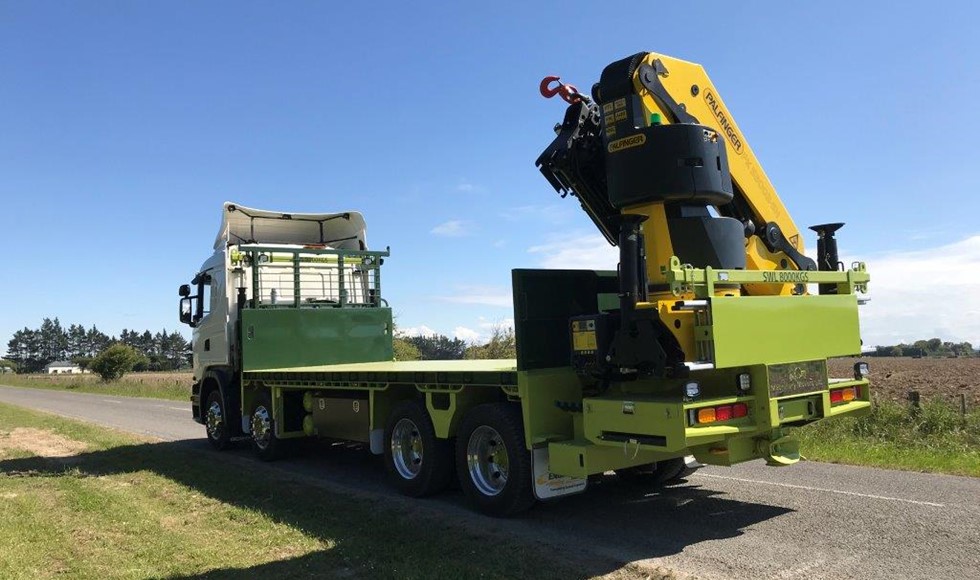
xmin=4 ymin=318 xmax=189 ymax=373
xmin=393 ymin=328 xmax=516 ymax=361
xmin=870 ymin=338 xmax=976 ymax=358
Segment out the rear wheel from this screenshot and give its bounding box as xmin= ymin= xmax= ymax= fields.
xmin=456 ymin=403 xmax=535 ymax=517
xmin=383 ymin=400 xmax=453 ymax=497
xmin=204 ymin=389 xmax=233 ymax=451
xmin=672 ymin=456 xmax=701 ymax=481
xmin=249 ymin=391 xmax=287 ymax=461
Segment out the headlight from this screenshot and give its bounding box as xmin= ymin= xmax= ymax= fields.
xmin=684 ymin=382 xmax=701 ymax=399
xmin=853 ymin=361 xmax=869 ymax=379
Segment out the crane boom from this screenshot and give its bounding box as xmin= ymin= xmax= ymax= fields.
xmin=537 ymin=52 xmax=820 ymax=297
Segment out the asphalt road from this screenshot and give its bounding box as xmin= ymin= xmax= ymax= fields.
xmin=2 ymin=384 xmax=978 ymax=580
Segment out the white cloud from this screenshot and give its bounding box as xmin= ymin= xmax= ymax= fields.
xmin=527 ymin=232 xmax=618 ymax=270
xmin=457 ymin=180 xmax=477 ymax=192
xmin=478 ymin=317 xmax=515 ymax=331
xmin=396 ymin=325 xmax=438 ymax=338
xmin=858 ymin=235 xmax=980 ymax=346
xmin=409 ymin=318 xmax=514 ymax=344
xmin=430 ymin=220 xmax=468 ymax=237
xmin=453 ymin=326 xmax=481 ymax=342
xmin=437 ymin=285 xmax=512 ymax=307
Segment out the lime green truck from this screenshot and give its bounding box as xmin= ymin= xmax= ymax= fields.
xmin=178 ymin=52 xmax=871 ymax=516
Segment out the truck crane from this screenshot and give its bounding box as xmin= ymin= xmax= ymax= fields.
xmin=178 ymin=51 xmax=871 ymax=517
xmin=535 ymin=51 xmax=866 ymax=384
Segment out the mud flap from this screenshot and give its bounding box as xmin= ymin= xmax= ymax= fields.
xmin=532 ymin=447 xmax=588 ymax=500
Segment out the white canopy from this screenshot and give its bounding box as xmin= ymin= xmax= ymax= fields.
xmin=214 ymin=202 xmax=368 ymax=251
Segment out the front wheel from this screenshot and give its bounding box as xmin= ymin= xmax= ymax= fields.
xmin=204 ymin=389 xmax=233 ymax=451
xmin=249 ymin=391 xmax=287 ymax=461
xmin=456 ymin=403 xmax=535 ymax=517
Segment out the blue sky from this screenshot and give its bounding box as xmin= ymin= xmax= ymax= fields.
xmin=2 ymin=1 xmax=979 ymax=350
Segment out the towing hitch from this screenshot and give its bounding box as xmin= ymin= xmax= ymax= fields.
xmin=760 ymin=429 xmax=801 ymax=466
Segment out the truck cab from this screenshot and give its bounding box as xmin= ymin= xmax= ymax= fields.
xmin=178 ymin=202 xmax=390 ymax=442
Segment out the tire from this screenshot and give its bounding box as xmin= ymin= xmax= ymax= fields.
xmin=456 ymin=403 xmax=535 ymax=517
xmin=204 ymin=389 xmax=233 ymax=451
xmin=383 ymin=400 xmax=453 ymax=497
xmin=672 ymin=455 xmax=702 ymax=481
xmin=615 ymin=457 xmax=687 ymax=486
xmin=249 ymin=391 xmax=287 ymax=461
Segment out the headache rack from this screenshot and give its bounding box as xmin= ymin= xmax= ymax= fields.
xmin=233 ymin=244 xmax=391 ymax=309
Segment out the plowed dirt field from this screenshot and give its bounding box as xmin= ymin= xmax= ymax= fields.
xmin=828 ymin=357 xmax=980 ymax=406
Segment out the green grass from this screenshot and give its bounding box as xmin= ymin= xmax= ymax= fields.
xmin=0 ymin=372 xmax=190 ymax=401
xmin=796 ymin=397 xmax=980 ymax=477
xmin=0 ymin=403 xmax=626 ymax=580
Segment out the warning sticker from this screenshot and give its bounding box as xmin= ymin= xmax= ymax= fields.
xmin=572 ymin=330 xmax=597 ymax=352
xmin=614 ymin=98 xmax=627 ymax=110
xmin=602 ymin=102 xmax=615 ymax=115
xmin=614 ymin=110 xmax=627 ymax=122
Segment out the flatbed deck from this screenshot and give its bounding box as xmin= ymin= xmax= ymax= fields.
xmin=243 ymin=359 xmax=519 ymax=388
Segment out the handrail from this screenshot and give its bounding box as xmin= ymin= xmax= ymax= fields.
xmin=661 ymin=256 xmax=870 ymax=298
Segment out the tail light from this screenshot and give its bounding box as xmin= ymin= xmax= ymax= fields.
xmin=697 ymin=408 xmax=716 ymax=423
xmin=693 ymin=402 xmax=749 ymax=425
xmin=830 ymin=387 xmax=857 ymax=404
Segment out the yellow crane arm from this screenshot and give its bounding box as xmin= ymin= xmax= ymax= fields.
xmin=612 ymin=52 xmax=815 ymax=280
xmin=537 ymin=51 xmax=824 ymax=298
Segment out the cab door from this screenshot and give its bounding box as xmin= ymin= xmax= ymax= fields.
xmin=192 ymin=268 xmax=230 ymax=371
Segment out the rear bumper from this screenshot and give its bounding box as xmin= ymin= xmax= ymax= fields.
xmin=683 ymin=377 xmax=870 ymax=465
xmin=547 ymin=374 xmax=870 ymax=477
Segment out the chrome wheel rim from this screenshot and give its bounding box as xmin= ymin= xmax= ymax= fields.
xmin=205 ymin=400 xmax=224 ymax=440
xmin=466 ymin=425 xmax=509 ymax=496
xmin=251 ymin=405 xmax=273 ymax=450
xmin=391 ymin=418 xmax=423 ymax=480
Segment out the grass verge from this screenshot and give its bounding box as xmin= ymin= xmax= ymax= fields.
xmin=0 ymin=402 xmax=627 ymax=580
xmin=795 ymin=397 xmax=980 ymax=477
xmin=0 ymin=372 xmax=190 ymax=401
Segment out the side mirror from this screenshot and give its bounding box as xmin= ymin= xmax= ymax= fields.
xmin=179 ymin=284 xmax=191 ymax=297
xmin=179 ymin=297 xmax=194 ymax=326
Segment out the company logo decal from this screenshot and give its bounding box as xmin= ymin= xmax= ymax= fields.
xmin=703 ymin=89 xmax=744 ymax=154
xmin=607 ymin=134 xmax=646 ymax=153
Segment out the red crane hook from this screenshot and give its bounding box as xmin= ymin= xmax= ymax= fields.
xmin=539 ymin=75 xmax=583 ymax=104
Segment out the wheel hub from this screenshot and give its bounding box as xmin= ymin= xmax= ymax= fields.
xmin=391 ymin=418 xmax=423 ymax=480
xmin=466 ymin=425 xmax=509 ymax=496
xmin=251 ymin=405 xmax=273 ymax=450
xmin=205 ymin=400 xmax=223 ymax=440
